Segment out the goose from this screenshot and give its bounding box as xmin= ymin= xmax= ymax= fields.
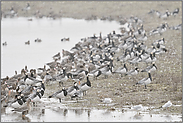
xmin=88 ymin=69 xmax=102 ymax=80
xmin=129 ymin=53 xmax=142 ymax=65
xmin=131 ymin=104 xmax=143 ymax=111
xmin=22 ymin=3 xmax=31 ymax=11
xmin=25 ymin=41 xmax=30 ymax=45
xmin=159 ymin=10 xmax=170 ymax=19
xmin=153 ymin=38 xmax=165 ymax=45
xmin=24 ymin=73 xmax=42 ymax=86
xmin=136 ymin=72 xmax=152 ymax=89
xmin=169 ymin=24 xmax=182 ymax=30
xmin=53 ymin=52 xmax=61 ymax=60
xmin=113 ymin=63 xmax=128 ymax=77
xmin=154 ymin=48 xmax=167 ymax=55
xmin=148 ymin=9 xmax=155 ymax=14
xmin=35 ymin=38 xmax=42 ymax=42
xmin=138 ymin=33 xmax=147 ymax=42
xmin=43 ymin=71 xmax=53 ymax=83
xmin=154 ymin=42 xmax=166 ymax=49
xmin=118 ymin=40 xmax=128 ymax=50
xmin=149 ymin=28 xmax=160 ymax=35
xmin=67 ymin=82 xmax=80 ymax=98
xmin=11 ymin=98 xmax=32 ymax=117
xmin=146 ymin=46 xmax=156 ymax=54
xmin=171 ymin=8 xmax=179 ymax=16
xmin=2 ymin=42 xmax=7 ymax=46
xmin=117 ymin=52 xmax=131 ymax=63
xmin=61 ymin=37 xmax=70 ymax=41
xmin=48 ymin=88 xmax=68 ymax=103
xmin=4 ymin=95 xmax=26 ymax=108
xmin=78 ymin=74 xmax=91 ymax=95
xmin=142 ymin=52 xmax=157 ymax=64
xmin=71 ymin=70 xmax=88 ymax=82
xmin=33 ymin=80 xmax=45 ymax=98
xmin=29 ymin=89 xmax=43 ymax=105
xmin=161 ymin=101 xmax=172 ymax=109
xmin=141 ymin=62 xmax=157 ymax=72
xmin=100 ymin=64 xmax=112 ymax=79
xmin=126 ymin=68 xmax=139 ymax=76
xmin=56 ymin=68 xmax=69 ymax=86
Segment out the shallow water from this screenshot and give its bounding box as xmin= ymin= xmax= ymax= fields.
xmin=1 ymin=17 xmax=121 ymax=78
xmin=1 ymin=97 xmax=182 ymax=122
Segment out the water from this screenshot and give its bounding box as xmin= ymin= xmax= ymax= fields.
xmin=1 ymin=17 xmax=121 ymax=78
xmin=1 ymin=97 xmax=182 ymax=122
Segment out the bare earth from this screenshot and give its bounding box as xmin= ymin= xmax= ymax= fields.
xmin=1 ymin=1 xmax=182 ymax=115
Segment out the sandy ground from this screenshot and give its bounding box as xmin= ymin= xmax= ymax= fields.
xmin=1 ymin=1 xmax=182 ymax=115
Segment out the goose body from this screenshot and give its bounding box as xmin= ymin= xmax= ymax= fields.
xmin=48 ymin=88 xmax=67 ymax=103
xmin=136 ymin=72 xmax=152 ymax=89
xmin=141 ymin=63 xmax=157 ymax=72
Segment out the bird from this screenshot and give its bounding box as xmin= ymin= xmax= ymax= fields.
xmin=56 ymin=67 xmax=69 ymax=86
xmin=3 ymin=95 xmax=26 ymax=108
xmin=53 ymin=52 xmax=61 ymax=60
xmin=113 ymin=63 xmax=128 ymax=77
xmin=131 ymin=104 xmax=144 ymax=114
xmin=61 ymin=38 xmax=70 ymax=41
xmin=161 ymin=101 xmax=172 ymax=109
xmin=136 ymin=72 xmax=152 ymax=89
xmin=2 ymin=42 xmax=7 ymax=46
xmin=48 ymin=88 xmax=68 ymax=103
xmin=171 ymin=8 xmax=179 ymax=16
xmin=141 ymin=62 xmax=157 ymax=72
xmin=154 ymin=48 xmax=167 ymax=55
xmin=25 ymin=41 xmax=30 ymax=45
xmin=100 ymin=98 xmax=113 ymax=104
xmin=78 ymin=74 xmax=91 ymax=96
xmin=126 ymin=68 xmax=139 ymax=76
xmin=88 ymin=69 xmax=102 ymax=80
xmin=35 ymin=38 xmax=42 ymax=42
xmin=24 ymin=73 xmax=42 ymax=86
xmin=67 ymin=82 xmax=80 ymax=99
xmin=99 ymin=64 xmax=113 ymax=79
xmin=29 ymin=89 xmax=43 ymax=105
xmin=11 ymin=98 xmax=32 ymax=117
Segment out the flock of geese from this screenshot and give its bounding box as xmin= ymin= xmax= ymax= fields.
xmin=148 ymin=8 xmax=179 ymax=19
xmin=1 ymin=8 xmax=180 ymax=117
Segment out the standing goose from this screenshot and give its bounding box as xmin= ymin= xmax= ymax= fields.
xmin=171 ymin=8 xmax=179 ymax=16
xmin=78 ymin=74 xmax=91 ymax=96
xmin=29 ymin=89 xmax=43 ymax=105
xmin=141 ymin=62 xmax=157 ymax=72
xmin=88 ymin=69 xmax=102 ymax=80
xmin=100 ymin=64 xmax=112 ymax=79
xmin=56 ymin=68 xmax=69 ymax=86
xmin=67 ymin=82 xmax=80 ymax=98
xmin=126 ymin=68 xmax=139 ymax=76
xmin=113 ymin=63 xmax=128 ymax=77
xmin=4 ymin=95 xmax=26 ymax=108
xmin=11 ymin=98 xmax=32 ymax=117
xmin=48 ymin=88 xmax=68 ymax=103
xmin=136 ymin=72 xmax=152 ymax=89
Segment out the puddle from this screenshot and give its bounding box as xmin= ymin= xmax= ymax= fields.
xmin=1 ymin=98 xmax=182 ymax=122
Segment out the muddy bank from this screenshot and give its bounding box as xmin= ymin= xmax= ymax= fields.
xmin=1 ymin=1 xmax=182 ymax=21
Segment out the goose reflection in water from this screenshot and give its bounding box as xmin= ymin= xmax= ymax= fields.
xmin=22 ymin=115 xmax=31 ymax=122
xmin=73 ymin=109 xmax=84 ymax=115
xmin=132 ymin=113 xmax=144 ymax=120
xmin=51 ymin=107 xmax=68 ymax=116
